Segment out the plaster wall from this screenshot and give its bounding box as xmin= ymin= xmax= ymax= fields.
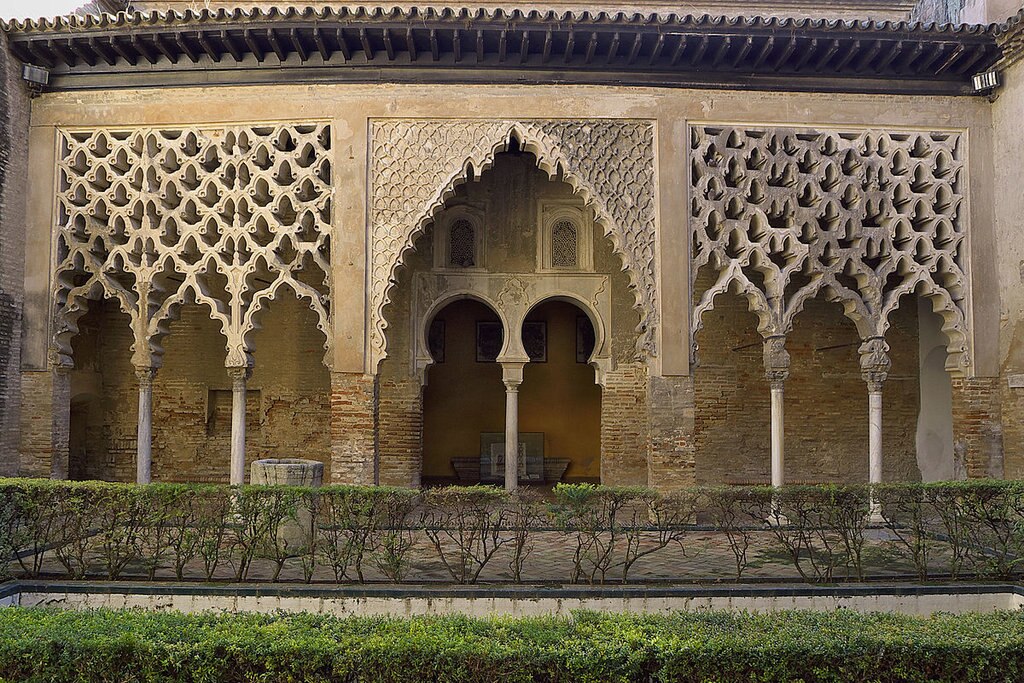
xmin=993 ymin=57 xmax=1024 ymax=478
xmin=916 ymin=299 xmax=956 ymax=481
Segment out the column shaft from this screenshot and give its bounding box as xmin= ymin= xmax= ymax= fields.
xmin=229 ymin=367 xmax=250 ymax=486
xmin=135 ymin=368 xmax=156 ymax=484
xmin=868 ymin=389 xmax=883 ymax=485
xmin=763 ymin=336 xmax=790 ymax=490
xmin=505 ymin=383 xmax=519 ymax=492
xmin=770 ymin=384 xmax=785 ymax=488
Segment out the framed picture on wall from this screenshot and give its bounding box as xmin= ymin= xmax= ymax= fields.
xmin=428 ymin=319 xmax=445 ymax=363
xmin=522 ymin=321 xmax=547 ymax=362
xmin=476 ymin=321 xmax=503 ymax=362
xmin=576 ymin=315 xmax=596 ymax=363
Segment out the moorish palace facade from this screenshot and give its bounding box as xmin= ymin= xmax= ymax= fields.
xmin=0 ymin=0 xmax=1023 ymax=490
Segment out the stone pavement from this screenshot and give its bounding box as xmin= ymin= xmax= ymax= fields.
xmin=15 ymin=527 xmax=958 ymax=585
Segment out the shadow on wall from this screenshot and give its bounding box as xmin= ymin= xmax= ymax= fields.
xmin=916 ymin=298 xmax=955 ymax=481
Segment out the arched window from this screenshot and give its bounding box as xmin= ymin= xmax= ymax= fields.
xmin=538 ymin=202 xmax=593 ymax=272
xmin=550 ymin=219 xmax=578 ymax=268
xmin=448 ymin=219 xmax=476 ymax=268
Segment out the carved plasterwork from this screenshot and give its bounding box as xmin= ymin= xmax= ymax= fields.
xmin=859 ymin=337 xmax=892 ymax=391
xmin=370 ymin=119 xmax=657 ymax=370
xmin=411 ymin=271 xmax=613 ymax=386
xmin=690 ymin=125 xmax=971 ymax=374
xmin=52 ymin=123 xmax=333 ymax=370
xmin=762 ymin=335 xmax=791 ymax=388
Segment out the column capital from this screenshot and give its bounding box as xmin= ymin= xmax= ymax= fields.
xmin=227 ymin=365 xmax=253 ymax=384
xmin=763 ymin=335 xmax=790 ymax=389
xmin=133 ymin=366 xmax=157 ymax=386
xmin=859 ymin=337 xmax=891 ymax=392
xmin=500 ymin=361 xmax=525 ymax=388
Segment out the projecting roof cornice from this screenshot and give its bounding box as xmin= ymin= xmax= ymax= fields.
xmin=1 ymin=6 xmax=1003 ymax=95
xmin=995 ymin=8 xmax=1024 ymax=68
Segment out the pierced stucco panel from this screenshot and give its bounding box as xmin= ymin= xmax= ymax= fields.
xmin=689 ymin=125 xmax=971 ymax=373
xmin=52 ymin=122 xmax=333 ymax=370
xmin=369 ymin=119 xmax=657 ymax=370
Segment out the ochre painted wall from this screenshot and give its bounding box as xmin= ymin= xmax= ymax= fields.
xmin=519 ymin=300 xmax=602 ymax=480
xmin=421 ymin=299 xmax=601 ymax=480
xmin=422 ymin=299 xmax=506 ymax=478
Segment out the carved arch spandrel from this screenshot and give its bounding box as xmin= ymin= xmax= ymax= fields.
xmin=689 ymin=125 xmax=971 ymax=374
xmin=369 ymin=119 xmax=658 ymax=372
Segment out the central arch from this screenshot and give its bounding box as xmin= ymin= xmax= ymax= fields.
xmin=376 ymin=147 xmax=647 ymax=488
xmin=368 ymin=118 xmax=659 ymax=370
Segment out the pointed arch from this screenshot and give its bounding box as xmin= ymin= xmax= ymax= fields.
xmin=369 ymin=119 xmax=658 ymax=372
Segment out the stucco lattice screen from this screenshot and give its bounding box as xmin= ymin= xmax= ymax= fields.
xmin=52 ymin=123 xmax=333 ymax=369
xmin=369 ymin=119 xmax=657 ymax=368
xmin=689 ymin=125 xmax=971 ymax=372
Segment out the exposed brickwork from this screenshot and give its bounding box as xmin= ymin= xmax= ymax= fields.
xmin=19 ymin=370 xmax=70 ymax=479
xmin=600 ymin=363 xmax=649 ymax=486
xmin=0 ymin=31 xmax=30 ymax=476
xmin=60 ymin=299 xmax=330 ymax=483
xmin=377 ymin=375 xmax=422 ymax=487
xmin=647 ymin=375 xmax=696 ymax=491
xmin=952 ymin=377 xmax=1003 ymax=479
xmin=693 ymin=270 xmax=923 ymax=485
xmin=330 ymin=372 xmax=377 ymax=485
xmin=1000 ymin=378 xmax=1024 ymax=479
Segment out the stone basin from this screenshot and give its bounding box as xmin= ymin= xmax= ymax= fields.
xmin=250 ymin=458 xmax=324 ymax=487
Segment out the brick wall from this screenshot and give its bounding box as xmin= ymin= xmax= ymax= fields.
xmin=377 ymin=375 xmax=422 ymax=487
xmin=0 ymin=31 xmax=30 ymax=476
xmin=330 ymin=371 xmax=377 ymax=485
xmin=19 ymin=370 xmax=70 ymax=479
xmin=63 ymin=298 xmax=331 ymax=483
xmin=600 ymin=363 xmax=649 ymax=486
xmin=647 ymin=374 xmax=696 ymax=490
xmin=693 ymin=274 xmax=923 ymax=485
xmin=952 ymin=377 xmax=1003 ymax=479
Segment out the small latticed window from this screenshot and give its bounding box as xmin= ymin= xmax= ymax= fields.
xmin=551 ymin=219 xmax=578 ymax=268
xmin=448 ymin=219 xmax=476 ymax=267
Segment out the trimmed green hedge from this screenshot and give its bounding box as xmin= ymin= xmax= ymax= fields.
xmin=4 ymin=477 xmax=1024 ymax=583
xmin=1 ymin=608 xmax=1024 ymax=682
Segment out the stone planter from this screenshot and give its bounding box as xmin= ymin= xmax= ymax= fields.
xmin=250 ymin=458 xmax=324 ymax=487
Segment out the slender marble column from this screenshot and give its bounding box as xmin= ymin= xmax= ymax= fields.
xmin=860 ymin=338 xmax=891 ymax=522
xmin=763 ymin=336 xmax=791 ymax=491
xmin=228 ymin=366 xmax=252 ymax=486
xmin=501 ymin=362 xmax=525 ymax=492
xmin=868 ymin=390 xmax=883 ymax=485
xmin=135 ymin=367 xmax=157 ymax=484
xmin=504 ymin=380 xmax=520 ymax=492
xmin=770 ymin=383 xmax=785 ymax=489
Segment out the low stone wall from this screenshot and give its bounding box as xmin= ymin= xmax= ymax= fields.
xmin=5 ymin=581 xmax=1020 ymax=618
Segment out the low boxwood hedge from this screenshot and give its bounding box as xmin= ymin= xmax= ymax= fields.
xmin=5 ymin=477 xmax=1024 ymax=584
xmin=1 ymin=607 xmax=1024 ymax=682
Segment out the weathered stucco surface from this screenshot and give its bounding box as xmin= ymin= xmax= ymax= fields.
xmin=994 ymin=57 xmax=1024 ymax=478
